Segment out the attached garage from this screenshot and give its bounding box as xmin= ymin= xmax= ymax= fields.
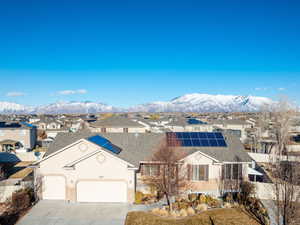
xmin=42 ymin=176 xmax=66 ymax=200
xmin=76 ymin=181 xmax=127 ymax=203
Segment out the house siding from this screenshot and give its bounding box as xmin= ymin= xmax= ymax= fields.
xmin=37 ymin=140 xmax=135 ymax=203
xmin=90 ymin=127 xmax=146 ymax=133
xmin=0 ymin=127 xmax=36 ymax=150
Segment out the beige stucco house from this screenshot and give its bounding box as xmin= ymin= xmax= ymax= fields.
xmin=210 ymin=119 xmax=252 ymax=143
xmin=89 ymin=116 xmax=147 ymax=133
xmin=34 ymin=131 xmax=252 ymax=203
xmin=0 ymin=121 xmax=37 ymax=152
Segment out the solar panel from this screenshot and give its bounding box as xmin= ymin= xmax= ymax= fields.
xmin=190 ymin=132 xmax=198 ymax=139
xmin=215 ymin=132 xmax=223 ymax=139
xmin=166 ymin=132 xmax=227 ymax=147
xmin=87 ymin=135 xmax=121 ymax=154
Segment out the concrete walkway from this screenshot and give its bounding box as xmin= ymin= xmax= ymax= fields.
xmin=17 ymin=200 xmax=161 ymax=225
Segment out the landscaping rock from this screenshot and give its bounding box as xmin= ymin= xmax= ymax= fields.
xmin=170 ymin=210 xmax=178 ymax=218
xmin=187 ymin=207 xmax=195 ymax=216
xmin=233 ymin=202 xmax=240 ymax=208
xmin=151 ymin=208 xmax=160 ymax=215
xmin=188 ymin=193 xmax=198 ymax=202
xmin=179 ymin=208 xmax=188 ymax=217
xmin=196 ymin=203 xmax=208 ymax=212
xmin=158 ymin=209 xmax=169 ymax=217
xmin=224 ymin=202 xmax=232 ymax=208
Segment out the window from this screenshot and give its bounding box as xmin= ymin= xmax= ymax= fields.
xmin=101 ymin=128 xmax=106 ymax=133
xmin=222 ymin=164 xmax=243 ymax=180
xmin=190 ymin=165 xmax=209 ymax=181
xmin=123 ymin=128 xmax=128 ymax=133
xmin=141 ymin=164 xmax=160 ymax=176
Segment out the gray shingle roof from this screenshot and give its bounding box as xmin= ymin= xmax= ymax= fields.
xmin=90 ymin=116 xmax=145 ymax=128
xmin=44 ymin=131 xmax=252 ymax=167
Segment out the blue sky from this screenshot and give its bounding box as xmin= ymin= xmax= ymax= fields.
xmin=0 ymin=0 xmax=299 ymax=107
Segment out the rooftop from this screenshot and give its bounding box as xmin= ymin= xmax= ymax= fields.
xmin=45 ymin=131 xmax=252 ymax=167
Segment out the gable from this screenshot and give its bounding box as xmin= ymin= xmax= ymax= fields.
xmin=183 ymin=151 xmax=218 ymax=165
xmin=73 ymin=150 xmax=131 ymax=179
xmin=39 ymin=139 xmax=134 ymax=172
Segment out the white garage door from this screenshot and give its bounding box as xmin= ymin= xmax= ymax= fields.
xmin=43 ymin=176 xmax=66 ymax=200
xmin=77 ymin=181 xmax=127 ymax=202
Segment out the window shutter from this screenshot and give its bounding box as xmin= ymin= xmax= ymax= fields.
xmin=187 ymin=164 xmax=191 ymax=180
xmin=157 ymin=165 xmax=160 ymax=176
xmin=205 ymin=165 xmax=209 ymax=181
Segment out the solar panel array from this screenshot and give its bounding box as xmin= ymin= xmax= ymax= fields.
xmin=87 ymin=135 xmax=121 ymax=154
xmin=166 ymin=132 xmax=227 ymax=147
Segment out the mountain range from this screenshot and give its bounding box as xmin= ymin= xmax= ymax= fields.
xmin=0 ymin=93 xmax=273 ymax=114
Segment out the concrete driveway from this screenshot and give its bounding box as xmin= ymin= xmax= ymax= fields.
xmin=17 ymin=200 xmax=156 ymax=225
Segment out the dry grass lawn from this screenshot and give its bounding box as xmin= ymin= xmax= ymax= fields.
xmin=125 ymin=208 xmax=261 ymax=225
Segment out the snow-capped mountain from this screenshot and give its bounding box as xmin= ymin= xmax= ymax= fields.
xmin=34 ymin=101 xmax=121 ymax=114
xmin=0 ymin=101 xmax=120 ymax=114
xmin=0 ymin=94 xmax=274 ymax=114
xmin=0 ymin=102 xmax=33 ymax=114
xmin=129 ymin=94 xmax=273 ymax=112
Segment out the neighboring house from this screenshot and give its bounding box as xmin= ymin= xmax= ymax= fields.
xmin=166 ymin=117 xmax=214 ymax=132
xmin=89 ymin=116 xmax=147 ymax=133
xmin=0 ymin=121 xmax=37 ymax=152
xmin=34 ymin=118 xmax=64 ymax=131
xmin=33 ymin=117 xmax=69 ymax=139
xmin=0 ymin=152 xmax=20 ymax=181
xmin=0 ymin=153 xmax=34 ymax=202
xmin=210 ymin=119 xmax=252 ymax=143
xmin=33 ymin=131 xmax=252 ymax=203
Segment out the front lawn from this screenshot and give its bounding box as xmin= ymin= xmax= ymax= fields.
xmin=125 ymin=208 xmax=261 ymax=225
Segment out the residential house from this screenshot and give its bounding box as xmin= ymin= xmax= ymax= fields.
xmin=33 ymin=131 xmax=252 ymax=203
xmin=166 ymin=117 xmax=214 ymax=132
xmin=210 ymin=119 xmax=252 ymax=143
xmin=89 ymin=116 xmax=147 ymax=133
xmin=0 ymin=152 xmax=34 ymax=202
xmin=35 ymin=117 xmax=63 ymax=131
xmin=0 ymin=121 xmax=37 ymax=153
xmin=33 ymin=117 xmax=68 ymax=138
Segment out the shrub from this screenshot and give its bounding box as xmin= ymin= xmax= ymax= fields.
xmin=244 ymin=197 xmax=270 ymax=225
xmin=11 ymin=189 xmax=31 ymax=212
xmin=171 ymin=202 xmax=179 ymax=211
xmin=135 ymin=191 xmax=144 ymax=204
xmin=199 ymin=194 xmax=206 ymax=204
xmin=178 ymin=201 xmax=189 ymax=210
xmin=188 ymin=193 xmax=198 ymax=202
xmin=223 ymin=193 xmax=233 ymax=203
xmin=207 ymin=198 xmax=221 ymax=208
xmin=239 ymin=181 xmax=255 ymax=204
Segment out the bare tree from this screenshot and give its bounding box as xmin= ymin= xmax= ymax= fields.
xmin=141 ymin=135 xmax=190 ymax=209
xmin=266 ymin=97 xmax=300 ymax=225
